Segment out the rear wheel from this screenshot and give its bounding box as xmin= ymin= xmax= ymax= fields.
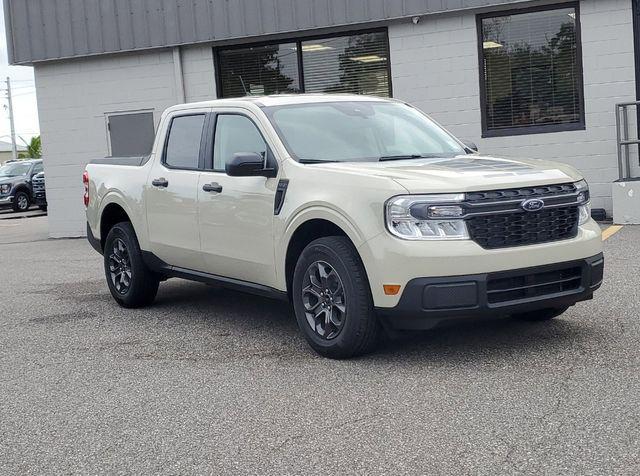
xmin=13 ymin=191 xmax=30 ymax=212
xmin=104 ymin=222 xmax=159 ymax=308
xmin=292 ymin=236 xmax=379 ymax=359
xmin=511 ymin=307 xmax=569 ymax=322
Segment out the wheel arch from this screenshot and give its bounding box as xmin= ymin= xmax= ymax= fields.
xmin=282 ymin=211 xmax=368 ymax=301
xmin=99 ymin=202 xmax=133 ymax=250
xmin=13 ymin=184 xmax=31 ymax=198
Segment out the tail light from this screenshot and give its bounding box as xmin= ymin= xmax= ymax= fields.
xmin=82 ymin=171 xmax=89 ymax=207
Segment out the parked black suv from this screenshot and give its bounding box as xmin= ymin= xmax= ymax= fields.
xmin=0 ymin=159 xmax=45 ymax=212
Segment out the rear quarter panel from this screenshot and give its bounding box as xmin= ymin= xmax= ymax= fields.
xmin=85 ymin=160 xmax=153 ymax=250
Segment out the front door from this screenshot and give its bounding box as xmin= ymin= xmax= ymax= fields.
xmin=197 ymin=112 xmax=278 ymax=287
xmin=146 ymin=112 xmax=208 ymax=271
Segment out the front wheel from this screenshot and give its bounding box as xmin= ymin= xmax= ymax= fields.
xmin=104 ymin=222 xmax=159 ymax=308
xmin=13 ymin=191 xmax=30 ymax=212
xmin=511 ymin=306 xmax=569 ymax=322
xmin=292 ymin=236 xmax=379 ymax=359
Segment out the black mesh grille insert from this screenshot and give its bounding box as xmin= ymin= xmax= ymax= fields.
xmin=487 ymin=265 xmax=583 ymax=305
xmin=467 ymin=206 xmax=579 ymax=249
xmin=466 ymin=183 xmax=576 ymax=203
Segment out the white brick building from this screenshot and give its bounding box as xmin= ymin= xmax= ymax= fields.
xmin=3 ymin=0 xmax=639 ymax=237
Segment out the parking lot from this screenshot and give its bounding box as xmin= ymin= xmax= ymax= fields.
xmin=1 ymin=214 xmax=638 ymax=475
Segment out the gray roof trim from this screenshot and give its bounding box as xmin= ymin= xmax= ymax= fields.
xmin=5 ymin=0 xmax=540 ymax=65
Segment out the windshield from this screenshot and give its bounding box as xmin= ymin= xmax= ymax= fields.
xmin=263 ymin=101 xmax=466 ymax=163
xmin=0 ymin=162 xmax=31 ymax=177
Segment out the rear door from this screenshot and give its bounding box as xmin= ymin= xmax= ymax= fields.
xmin=197 ymin=110 xmax=278 ymax=287
xmin=145 ymin=109 xmax=209 ymax=270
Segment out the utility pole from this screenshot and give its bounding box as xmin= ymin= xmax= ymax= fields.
xmin=6 ymin=77 xmax=18 ymax=161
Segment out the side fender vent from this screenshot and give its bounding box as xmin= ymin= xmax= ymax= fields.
xmin=274 ymin=179 xmax=289 ymax=215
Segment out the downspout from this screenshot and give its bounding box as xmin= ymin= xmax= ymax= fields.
xmin=173 ymin=47 xmax=186 ymax=104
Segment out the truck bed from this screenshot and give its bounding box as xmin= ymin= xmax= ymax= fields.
xmin=89 ymin=156 xmax=150 ymax=167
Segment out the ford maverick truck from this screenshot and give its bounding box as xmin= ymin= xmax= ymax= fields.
xmin=85 ymin=95 xmax=603 ymax=359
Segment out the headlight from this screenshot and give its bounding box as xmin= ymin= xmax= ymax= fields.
xmin=0 ymin=184 xmax=10 ymax=194
xmin=386 ymin=194 xmax=470 ymax=240
xmin=575 ymin=180 xmax=591 ymax=225
xmin=578 ymin=203 xmax=591 ymax=225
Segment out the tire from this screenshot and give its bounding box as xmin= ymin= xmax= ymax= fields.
xmin=103 ymin=221 xmax=159 ymax=308
xmin=292 ymin=236 xmax=379 ymax=359
xmin=12 ymin=191 xmax=30 ymax=212
xmin=511 ymin=306 xmax=569 ymax=322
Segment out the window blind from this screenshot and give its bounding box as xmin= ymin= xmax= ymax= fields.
xmin=481 ymin=6 xmax=582 ymax=133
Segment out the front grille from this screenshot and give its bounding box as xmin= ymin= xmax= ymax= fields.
xmin=466 ymin=183 xmax=577 ymax=203
xmin=467 ymin=206 xmax=579 ymax=249
xmin=487 ymin=265 xmax=583 ymax=305
xmin=32 ymin=177 xmax=45 ymax=194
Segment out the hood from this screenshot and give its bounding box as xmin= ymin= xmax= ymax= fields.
xmin=308 ymin=155 xmax=582 ymax=193
xmin=0 ymin=175 xmax=22 ymax=186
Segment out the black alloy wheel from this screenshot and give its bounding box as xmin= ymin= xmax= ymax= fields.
xmin=103 ymin=221 xmax=159 ymax=308
xmin=108 ymin=238 xmax=132 ymax=295
xmin=292 ymin=236 xmax=380 ymax=359
xmin=301 ymin=261 xmax=347 ymax=340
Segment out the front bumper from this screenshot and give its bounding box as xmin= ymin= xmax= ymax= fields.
xmin=33 ymin=193 xmax=46 ymax=206
xmin=0 ymin=196 xmax=13 ymax=208
xmin=377 ymin=253 xmax=604 ymax=330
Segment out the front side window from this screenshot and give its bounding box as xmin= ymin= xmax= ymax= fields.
xmin=216 ymin=31 xmax=391 ymax=99
xmin=164 ymin=115 xmax=206 ymax=169
xmin=479 ymin=5 xmax=584 ymax=136
xmin=213 ymin=115 xmax=267 ymax=171
xmin=264 ymin=101 xmax=465 ymax=163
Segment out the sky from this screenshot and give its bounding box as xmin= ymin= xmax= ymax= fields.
xmin=0 ymin=4 xmax=40 ymax=145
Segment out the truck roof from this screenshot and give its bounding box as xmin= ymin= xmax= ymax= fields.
xmin=164 ymin=94 xmax=398 ymax=114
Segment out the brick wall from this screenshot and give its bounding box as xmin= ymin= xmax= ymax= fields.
xmin=389 ymin=0 xmax=636 ymax=213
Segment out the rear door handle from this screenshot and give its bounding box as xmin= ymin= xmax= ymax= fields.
xmin=152 ymin=178 xmax=169 ymax=188
xmin=202 ymin=183 xmax=223 ymax=193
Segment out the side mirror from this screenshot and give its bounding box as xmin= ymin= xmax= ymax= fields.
xmin=462 ymin=140 xmax=479 ymax=153
xmin=225 ymin=152 xmax=276 ymax=178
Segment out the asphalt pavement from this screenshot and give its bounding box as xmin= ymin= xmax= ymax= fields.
xmin=1 ymin=215 xmax=638 ymax=475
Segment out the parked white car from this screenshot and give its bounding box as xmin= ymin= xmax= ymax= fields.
xmin=85 ymin=95 xmax=604 ymax=358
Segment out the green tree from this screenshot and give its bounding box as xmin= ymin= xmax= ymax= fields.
xmin=18 ymin=136 xmax=41 ymax=159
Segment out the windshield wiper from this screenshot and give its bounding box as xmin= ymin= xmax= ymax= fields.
xmin=379 ymin=154 xmax=424 ymax=161
xmin=298 ymin=158 xmax=340 ymax=164
xmin=379 ymin=154 xmax=455 ymax=162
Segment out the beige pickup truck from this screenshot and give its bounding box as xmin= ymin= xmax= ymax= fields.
xmin=85 ymin=95 xmax=603 ymax=359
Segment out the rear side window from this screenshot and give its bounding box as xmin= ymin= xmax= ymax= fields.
xmin=164 ymin=115 xmax=206 ymax=169
xmin=213 ymin=115 xmax=267 ymax=171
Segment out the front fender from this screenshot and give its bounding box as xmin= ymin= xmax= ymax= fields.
xmin=274 ymin=203 xmax=372 ymax=291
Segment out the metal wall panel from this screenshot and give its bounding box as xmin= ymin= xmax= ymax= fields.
xmin=3 ymin=0 xmax=526 ymax=64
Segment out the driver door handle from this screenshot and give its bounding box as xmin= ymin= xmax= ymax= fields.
xmin=202 ymin=183 xmax=223 ymax=193
xmin=152 ymin=178 xmax=169 ymax=188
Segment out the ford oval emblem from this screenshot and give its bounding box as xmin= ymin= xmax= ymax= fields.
xmin=521 ymin=198 xmax=545 ymax=212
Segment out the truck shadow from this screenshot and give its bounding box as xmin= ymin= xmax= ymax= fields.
xmin=151 ymin=280 xmax=599 ymax=365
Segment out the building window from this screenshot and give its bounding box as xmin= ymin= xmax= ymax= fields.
xmin=217 ymin=43 xmax=300 ymax=97
xmin=216 ymin=30 xmax=391 ymax=98
xmin=478 ymin=4 xmax=584 ymax=137
xmin=107 ymin=111 xmax=155 ymax=157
